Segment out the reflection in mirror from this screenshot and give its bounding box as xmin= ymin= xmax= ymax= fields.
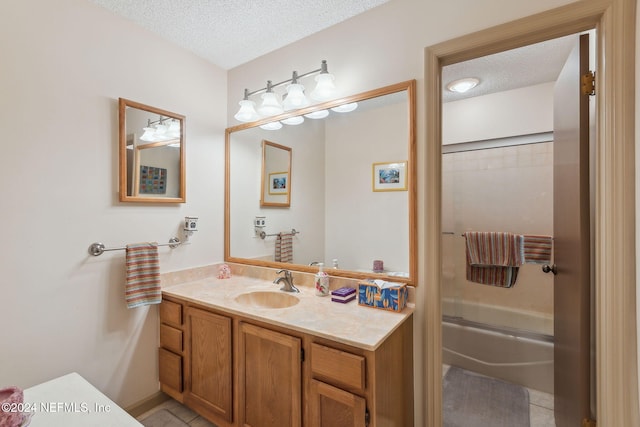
xmin=225 ymin=81 xmax=416 ymax=285
xmin=119 ymin=98 xmax=186 ymax=203
xmin=261 ymin=140 xmax=292 ymax=207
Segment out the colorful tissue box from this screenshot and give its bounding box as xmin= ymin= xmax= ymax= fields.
xmin=330 ymin=287 xmax=356 ymax=304
xmin=357 ymin=281 xmax=408 ymax=312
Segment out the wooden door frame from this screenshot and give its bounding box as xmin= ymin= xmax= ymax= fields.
xmin=422 ymin=0 xmax=638 ymax=426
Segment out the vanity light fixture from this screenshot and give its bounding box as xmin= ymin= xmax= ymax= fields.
xmin=234 ymin=60 xmax=337 ymax=123
xmin=140 ymin=116 xmax=181 ymax=142
xmin=446 ymin=77 xmax=480 ymax=93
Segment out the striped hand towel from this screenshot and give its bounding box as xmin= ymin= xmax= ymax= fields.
xmin=522 ymin=235 xmax=553 ymax=264
xmin=125 ymin=242 xmax=161 ymax=308
xmin=274 ymin=232 xmax=293 ymax=263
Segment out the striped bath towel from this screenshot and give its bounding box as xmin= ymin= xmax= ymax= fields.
xmin=125 ymin=242 xmax=161 ymax=308
xmin=521 ymin=235 xmax=553 ymax=264
xmin=275 ymin=232 xmax=293 ymax=263
xmin=464 ymin=232 xmax=523 ymax=267
xmin=464 ymin=232 xmax=522 ymax=288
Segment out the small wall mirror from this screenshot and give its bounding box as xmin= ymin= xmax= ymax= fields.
xmin=225 ymin=80 xmax=416 ymax=285
xmin=261 ymin=140 xmax=292 ymax=207
xmin=119 ymin=98 xmax=186 ymax=203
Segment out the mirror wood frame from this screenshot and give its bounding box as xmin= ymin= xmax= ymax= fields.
xmin=260 ymin=140 xmax=292 ymax=207
xmin=225 ymin=80 xmax=417 ymax=285
xmin=118 ymin=98 xmax=186 ymax=203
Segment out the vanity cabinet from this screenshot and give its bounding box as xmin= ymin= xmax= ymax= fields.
xmin=184 ymin=306 xmax=233 ymax=424
xmin=309 ymin=379 xmax=367 ymax=427
xmin=239 ymin=322 xmax=302 ymax=427
xmin=158 ymin=298 xmax=184 ymax=401
xmin=158 ymin=295 xmax=413 ymax=427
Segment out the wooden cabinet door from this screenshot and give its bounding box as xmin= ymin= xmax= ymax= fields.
xmin=309 ymin=379 xmax=367 ymax=427
xmin=239 ymin=322 xmax=302 ymax=427
xmin=185 ymin=307 xmax=233 ymax=423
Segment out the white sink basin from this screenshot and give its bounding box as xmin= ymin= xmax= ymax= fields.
xmin=234 ymin=291 xmax=300 ymax=309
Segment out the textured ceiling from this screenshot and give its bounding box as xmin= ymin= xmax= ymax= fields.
xmin=89 ymin=0 xmax=577 ymax=100
xmin=442 ymin=35 xmax=577 ymax=102
xmin=88 ymin=0 xmax=390 ymax=69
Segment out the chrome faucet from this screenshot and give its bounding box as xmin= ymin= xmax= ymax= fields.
xmin=274 ymin=269 xmax=299 ymax=293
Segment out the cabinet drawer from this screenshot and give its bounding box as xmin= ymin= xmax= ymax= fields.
xmin=159 ymin=348 xmax=183 ymax=393
xmin=160 ymin=299 xmax=182 ymax=327
xmin=160 ymin=324 xmax=183 ymax=353
xmin=311 ymin=343 xmax=365 ymax=392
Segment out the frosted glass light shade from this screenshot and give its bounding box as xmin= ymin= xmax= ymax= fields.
xmin=281 ymin=116 xmax=304 ymax=125
xmin=331 ymin=102 xmax=358 ymax=113
xmin=140 ymin=127 xmax=157 ymax=142
xmin=304 ymin=110 xmax=329 ymax=119
xmin=283 ymin=83 xmax=309 ymax=111
xmin=259 ymin=121 xmax=283 ymax=130
xmin=167 ymin=120 xmax=181 ymax=138
xmin=234 ymin=99 xmax=260 ymax=122
xmin=257 ymin=92 xmax=284 ymax=116
xmin=310 ymin=73 xmax=336 ymax=101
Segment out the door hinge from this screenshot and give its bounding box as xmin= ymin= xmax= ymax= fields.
xmin=582 ymin=418 xmax=596 ymax=427
xmin=582 ymin=71 xmax=596 ymax=96
xmin=301 ymin=348 xmax=305 ymax=362
xmin=365 ymin=407 xmax=370 ymax=426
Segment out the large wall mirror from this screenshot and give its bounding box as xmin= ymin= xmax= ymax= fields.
xmin=119 ymin=98 xmax=186 ymax=203
xmin=225 ymin=80 xmax=416 ymax=285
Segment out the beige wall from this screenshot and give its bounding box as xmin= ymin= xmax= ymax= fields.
xmin=4 ymin=0 xmax=638 ymax=420
xmin=0 ymin=0 xmax=226 ymax=408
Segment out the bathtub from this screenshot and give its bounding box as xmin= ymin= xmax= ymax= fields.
xmin=442 ymin=299 xmax=554 ymax=393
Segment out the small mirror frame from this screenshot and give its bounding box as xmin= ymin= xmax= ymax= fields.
xmin=118 ymin=98 xmax=186 ymax=203
xmin=260 ymin=140 xmax=292 ymax=207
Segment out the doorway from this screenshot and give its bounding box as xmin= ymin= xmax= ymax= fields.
xmin=439 ymin=33 xmax=590 ymax=427
xmin=421 ymin=1 xmax=638 ymax=426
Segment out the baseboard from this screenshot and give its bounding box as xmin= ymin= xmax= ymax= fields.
xmin=125 ymin=391 xmax=170 ymax=418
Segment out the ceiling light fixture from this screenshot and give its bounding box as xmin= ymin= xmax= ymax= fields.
xmin=446 ymin=77 xmax=480 ymax=93
xmin=234 ymin=60 xmax=338 ymax=123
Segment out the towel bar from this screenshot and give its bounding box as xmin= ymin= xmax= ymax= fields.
xmin=259 ymin=228 xmax=299 ymax=240
xmin=88 ymin=238 xmax=181 ymax=256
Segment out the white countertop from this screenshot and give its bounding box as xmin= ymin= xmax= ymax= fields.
xmin=22 ymin=372 xmax=142 ymax=427
xmin=162 ymin=275 xmax=414 ymax=351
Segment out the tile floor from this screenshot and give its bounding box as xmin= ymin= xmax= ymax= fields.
xmin=139 ymin=368 xmax=555 ymax=427
xmin=137 ymin=398 xmax=218 ymax=427
xmin=443 ymin=364 xmax=556 ymax=427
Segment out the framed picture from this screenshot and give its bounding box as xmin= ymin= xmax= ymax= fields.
xmin=269 ymin=171 xmax=289 ymax=195
xmin=372 ymin=161 xmax=407 ymax=192
xmin=139 ymin=165 xmax=167 ymax=194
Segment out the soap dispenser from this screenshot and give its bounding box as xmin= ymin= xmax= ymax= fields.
xmin=314 ymin=263 xmax=330 ymax=296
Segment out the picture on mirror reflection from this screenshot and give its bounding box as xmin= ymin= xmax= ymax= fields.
xmin=269 ymin=172 xmax=288 ymax=194
xmin=139 ymin=165 xmax=167 ymax=194
xmin=372 ymin=161 xmax=407 ymax=192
